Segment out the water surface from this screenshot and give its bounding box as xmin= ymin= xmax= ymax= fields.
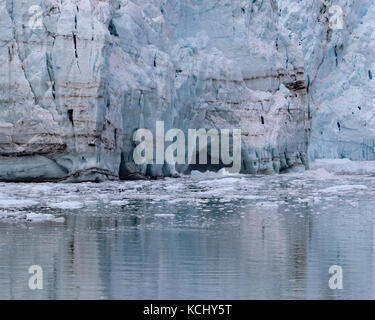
xmin=0 ymin=169 xmax=375 ymax=299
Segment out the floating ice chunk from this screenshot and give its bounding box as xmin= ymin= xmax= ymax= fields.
xmin=347 ymin=201 xmax=359 ymax=208
xmin=154 ymin=214 xmax=175 ymax=218
xmin=197 ymin=177 xmax=243 ymax=186
xmin=0 ymin=211 xmax=64 ymax=223
xmin=48 ymin=201 xmax=84 ymax=209
xmin=304 ymin=168 xmax=336 ymax=179
xmin=0 ymin=210 xmax=16 ymax=218
xmin=311 ymin=159 xmax=375 ymax=175
xmin=0 ymin=199 xmax=39 ymax=208
xmin=167 ymin=199 xmax=185 ymax=204
xmin=191 ymin=170 xmax=220 ymax=178
xmin=217 ymin=168 xmax=241 ymax=176
xmin=295 ymin=198 xmax=314 ymax=204
xmin=257 ymin=202 xmax=279 ymax=208
xmin=109 ymin=200 xmax=129 ymax=206
xmin=191 ymin=169 xmax=242 ymax=179
xmin=313 ymin=197 xmax=322 ymax=204
xmin=163 ymin=183 xmax=184 ymax=192
xmin=321 ymin=185 xmax=368 ymax=193
xmin=30 ymin=184 xmax=55 ymax=193
xmin=24 ymin=213 xmax=65 ymax=223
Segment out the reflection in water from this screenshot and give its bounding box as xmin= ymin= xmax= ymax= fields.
xmin=0 ymin=171 xmax=375 ymax=299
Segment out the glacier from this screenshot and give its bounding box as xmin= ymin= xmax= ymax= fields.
xmin=280 ymin=0 xmax=375 ymax=160
xmin=0 ymin=0 xmax=372 ymax=182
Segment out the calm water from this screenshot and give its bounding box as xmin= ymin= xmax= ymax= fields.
xmin=1 ymin=169 xmax=375 ymax=299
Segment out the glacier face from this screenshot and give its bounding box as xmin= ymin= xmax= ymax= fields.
xmin=111 ymin=0 xmax=310 ymax=178
xmin=0 ymin=0 xmax=118 ymax=181
xmin=280 ymin=0 xmax=375 ymax=161
xmin=0 ymin=0 xmax=321 ymax=181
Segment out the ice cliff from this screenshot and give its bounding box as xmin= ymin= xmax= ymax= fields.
xmin=3 ymin=0 xmax=370 ymax=182
xmin=280 ymin=0 xmax=375 ymax=161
